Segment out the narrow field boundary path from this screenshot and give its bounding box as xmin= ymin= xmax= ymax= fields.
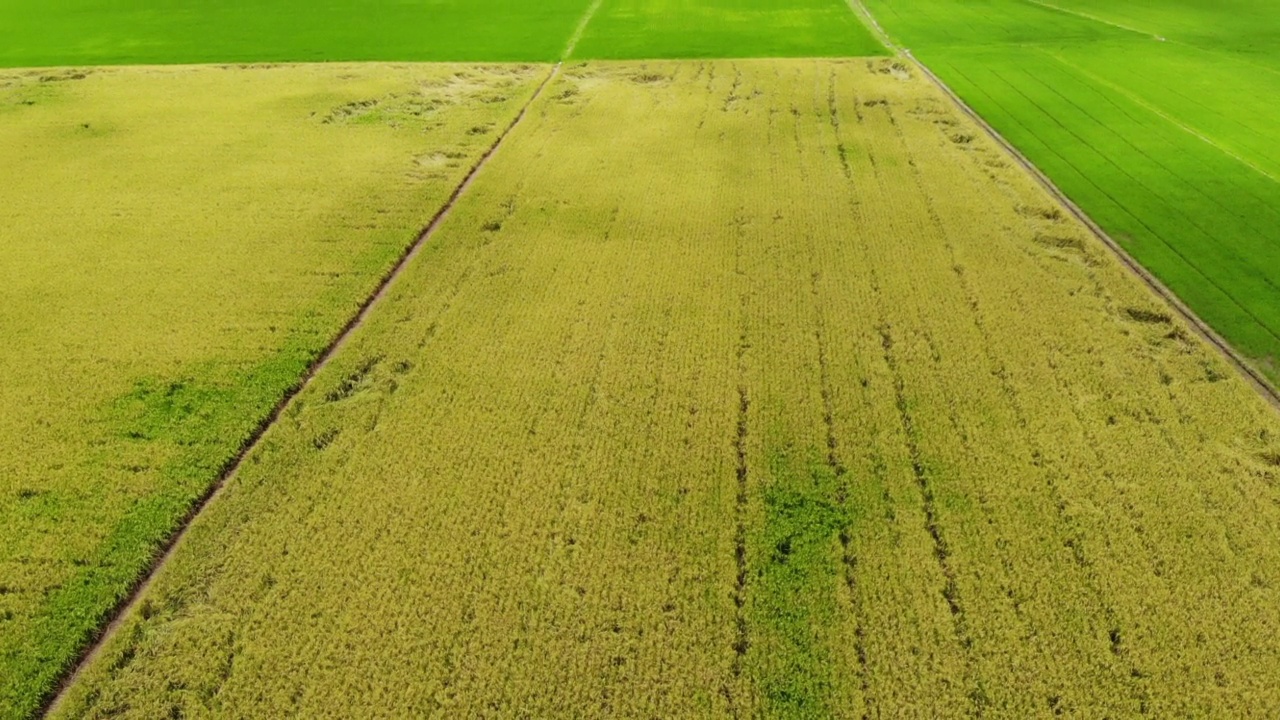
xmin=40 ymin=61 xmax=565 ymax=718
xmin=563 ymin=0 xmax=604 ymax=59
xmin=843 ymin=0 xmax=897 ymax=51
xmin=847 ymin=0 xmax=1280 ymax=412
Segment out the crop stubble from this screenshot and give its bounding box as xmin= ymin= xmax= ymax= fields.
xmin=49 ymin=59 xmax=1280 ymax=718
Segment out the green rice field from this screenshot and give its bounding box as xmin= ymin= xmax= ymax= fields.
xmin=0 ymin=0 xmax=886 ymax=67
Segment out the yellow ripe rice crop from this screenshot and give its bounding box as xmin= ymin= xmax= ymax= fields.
xmin=0 ymin=62 xmax=543 ymax=717
xmin=50 ymin=59 xmax=1280 ymax=717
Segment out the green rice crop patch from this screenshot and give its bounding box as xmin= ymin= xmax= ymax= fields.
xmin=0 ymin=0 xmax=885 ymax=68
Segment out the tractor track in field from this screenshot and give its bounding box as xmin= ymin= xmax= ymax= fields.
xmin=846 ymin=0 xmax=1280 ymax=413
xmin=39 ymin=61 xmax=564 ymax=718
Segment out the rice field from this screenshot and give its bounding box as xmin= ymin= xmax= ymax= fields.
xmin=572 ymin=0 xmax=887 ymax=59
xmin=0 ymin=63 xmax=543 ymax=718
xmin=46 ymin=59 xmax=1280 ymax=718
xmin=4 ymin=0 xmax=1280 ymax=717
xmin=0 ymin=0 xmax=886 ymax=67
xmin=863 ymin=0 xmax=1280 ymax=380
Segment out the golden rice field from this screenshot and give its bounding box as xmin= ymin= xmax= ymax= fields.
xmin=47 ymin=59 xmax=1280 ymax=718
xmin=0 ymin=63 xmax=542 ymax=717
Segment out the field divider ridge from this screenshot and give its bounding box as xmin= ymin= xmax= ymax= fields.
xmin=39 ymin=60 xmax=565 ymax=718
xmin=842 ymin=0 xmax=901 ymax=53
xmin=846 ymin=0 xmax=1280 ymax=411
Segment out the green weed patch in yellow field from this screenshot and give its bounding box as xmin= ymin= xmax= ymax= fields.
xmin=50 ymin=59 xmax=1280 ymax=717
xmin=0 ymin=62 xmax=543 ymax=718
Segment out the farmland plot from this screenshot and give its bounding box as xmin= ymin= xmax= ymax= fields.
xmin=571 ymin=0 xmax=887 ymax=60
xmin=0 ymin=0 xmax=597 ymax=67
xmin=0 ymin=0 xmax=884 ymax=68
xmin=51 ymin=59 xmax=1280 ymax=718
xmin=863 ymin=0 xmax=1280 ymax=379
xmin=0 ymin=63 xmax=543 ymax=718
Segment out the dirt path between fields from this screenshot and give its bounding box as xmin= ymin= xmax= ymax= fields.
xmin=40 ymin=61 xmax=564 ymax=718
xmin=845 ymin=0 xmax=1280 ymax=412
